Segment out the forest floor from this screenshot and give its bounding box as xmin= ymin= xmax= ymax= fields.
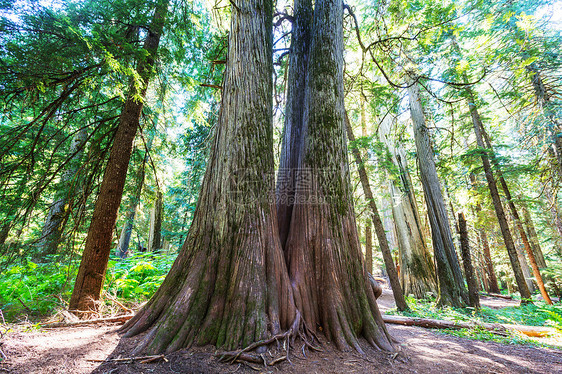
xmin=1 ymin=289 xmax=561 ymax=374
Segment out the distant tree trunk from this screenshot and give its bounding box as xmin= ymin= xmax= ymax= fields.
xmin=38 ymin=127 xmax=88 ymax=258
xmin=544 ymin=184 xmax=562 ymax=256
xmin=116 ymin=149 xmax=147 ymax=259
xmin=463 ymin=86 xmax=532 ymax=302
xmin=520 ymin=199 xmax=547 ymax=268
xmin=365 ymin=219 xmax=373 ymax=273
xmin=275 ymin=0 xmax=312 ymax=250
xmin=469 ymin=174 xmax=500 ymax=293
xmin=478 ymin=118 xmax=551 ymax=304
xmin=458 ymin=213 xmax=480 ymax=309
xmin=407 ymin=74 xmax=466 ymax=307
xmin=121 ymin=0 xmax=298 ymax=353
xmin=378 ymin=114 xmax=436 ymax=298
xmin=69 ymin=0 xmax=169 ymax=313
xmin=346 ymin=115 xmax=408 ymax=312
xmin=148 ymin=191 xmax=163 ymax=252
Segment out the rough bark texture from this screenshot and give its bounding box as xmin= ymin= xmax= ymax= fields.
xmin=276 ymin=0 xmax=312 ymax=250
xmin=464 ymin=87 xmax=532 ymax=302
xmin=69 ymin=0 xmax=168 ymax=313
xmin=378 ymin=114 xmax=437 ymax=298
xmin=148 ymin=191 xmax=163 ymax=252
xmin=458 ymin=213 xmax=480 ymax=309
xmin=345 ymin=115 xmax=408 ymax=312
xmin=120 ymin=0 xmax=297 ymax=354
xmin=38 ymin=128 xmax=88 ymax=257
xmin=408 ymin=76 xmax=466 ymax=307
xmin=280 ymin=0 xmax=394 ymax=351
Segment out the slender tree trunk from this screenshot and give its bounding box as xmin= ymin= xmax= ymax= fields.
xmin=544 ymin=184 xmax=562 ymax=256
xmin=407 ymin=74 xmax=466 ymax=307
xmin=346 ymin=115 xmax=408 ymax=312
xmin=463 ymin=87 xmax=532 ymax=302
xmin=469 ymin=174 xmax=500 ymax=293
xmin=122 ymin=0 xmax=298 ymax=354
xmin=365 ymin=219 xmax=373 ymax=273
xmin=477 ymin=115 xmax=551 ymax=304
xmin=38 ymin=127 xmax=88 ymax=258
xmin=520 ymin=199 xmax=547 ymax=268
xmin=458 ymin=213 xmax=480 ymax=309
xmin=69 ymin=0 xmax=169 ymax=313
xmin=148 ymin=191 xmax=163 ymax=252
xmin=378 ymin=114 xmax=436 ymax=298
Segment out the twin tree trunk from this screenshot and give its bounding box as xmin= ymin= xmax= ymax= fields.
xmin=122 ymin=0 xmax=394 ymax=355
xmin=408 ymin=75 xmax=467 ymax=307
xmin=69 ymin=0 xmax=169 ymax=312
xmin=458 ymin=213 xmax=480 ymax=309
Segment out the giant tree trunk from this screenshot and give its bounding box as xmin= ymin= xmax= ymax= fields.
xmin=121 ymin=0 xmax=297 ymax=354
xmin=378 ymin=113 xmax=437 ymax=298
xmin=69 ymin=0 xmax=169 ymax=313
xmin=345 ymin=115 xmax=408 ymax=312
xmin=408 ymin=75 xmax=466 ymax=307
xmin=281 ymin=0 xmax=394 ymax=351
xmin=275 ymin=0 xmax=312 ymax=250
xmin=38 ymin=127 xmax=88 ymax=258
xmin=464 ymin=87 xmax=532 ymax=302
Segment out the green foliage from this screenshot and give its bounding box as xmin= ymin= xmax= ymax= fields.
xmin=0 ymin=252 xmax=176 ymax=321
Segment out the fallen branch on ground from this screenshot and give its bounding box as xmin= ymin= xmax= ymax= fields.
xmin=382 ymin=314 xmax=556 ymax=337
xmin=87 ymin=354 xmax=167 ymax=364
xmin=41 ymin=314 xmax=133 ymax=328
xmin=481 ymin=292 xmax=513 ymax=300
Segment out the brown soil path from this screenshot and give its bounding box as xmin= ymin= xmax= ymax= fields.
xmin=1 ymin=290 xmax=560 ymax=374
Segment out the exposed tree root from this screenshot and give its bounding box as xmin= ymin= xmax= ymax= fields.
xmin=216 ymin=311 xmax=320 ymax=366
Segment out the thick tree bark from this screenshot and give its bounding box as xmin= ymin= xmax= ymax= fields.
xmin=458 ymin=213 xmax=480 ymax=309
xmin=276 ymin=0 xmax=312 ymax=250
xmin=121 ymin=0 xmax=297 ymax=354
xmin=407 ymin=75 xmax=466 ymax=307
xmin=345 ymin=115 xmax=408 ymax=312
xmin=148 ymin=191 xmax=163 ymax=252
xmin=281 ymin=0 xmax=394 ymax=351
xmin=464 ymin=87 xmax=532 ymax=302
xmin=38 ymin=127 xmax=88 ymax=257
xmin=69 ymin=0 xmax=169 ymax=313
xmin=378 ymin=115 xmax=436 ymax=298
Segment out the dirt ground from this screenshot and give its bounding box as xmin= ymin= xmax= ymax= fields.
xmin=1 ymin=290 xmax=561 ymax=374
